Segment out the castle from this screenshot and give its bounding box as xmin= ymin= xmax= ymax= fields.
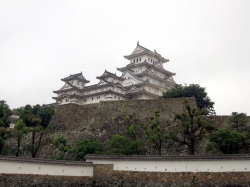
xmin=53 ymin=42 xmax=177 ymax=105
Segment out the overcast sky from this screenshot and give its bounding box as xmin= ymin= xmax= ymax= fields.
xmin=0 ymin=0 xmax=250 ymax=115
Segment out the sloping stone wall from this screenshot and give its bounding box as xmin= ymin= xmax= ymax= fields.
xmin=4 ymin=98 xmax=250 ymax=159
xmin=40 ymin=98 xmax=197 ymax=158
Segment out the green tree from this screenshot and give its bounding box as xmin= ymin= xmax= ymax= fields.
xmin=229 ymin=112 xmax=249 ymax=133
xmin=142 ymin=110 xmax=165 ymax=155
xmin=18 ymin=104 xmax=54 ymax=128
xmin=24 ymin=118 xmax=43 ymax=158
xmin=107 ymin=134 xmax=133 ymax=155
xmin=17 ymin=104 xmax=54 ymax=157
xmin=12 ymin=107 xmax=24 ymax=116
xmin=125 ymin=116 xmax=145 ymax=155
xmin=71 ymin=139 xmax=102 ymax=161
xmin=0 ymin=127 xmax=12 ymax=154
xmin=0 ymin=101 xmax=12 ymax=154
xmin=52 ymin=136 xmax=70 ymax=160
xmin=37 ymin=106 xmax=55 ymax=129
xmin=13 ymin=119 xmax=29 ymax=156
xmin=168 ymin=99 xmax=215 ymax=155
xmin=19 ymin=104 xmax=33 ymax=127
xmin=162 ymin=84 xmax=215 ymax=114
xmin=0 ymin=101 xmax=12 ymax=128
xmin=207 ymin=128 xmax=247 ymax=154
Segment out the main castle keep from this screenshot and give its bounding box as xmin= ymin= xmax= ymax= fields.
xmin=53 ymin=43 xmax=177 ymax=105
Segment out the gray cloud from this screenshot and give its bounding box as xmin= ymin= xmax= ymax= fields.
xmin=0 ymin=0 xmax=250 ymax=115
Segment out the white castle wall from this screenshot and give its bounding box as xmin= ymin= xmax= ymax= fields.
xmin=0 ymin=160 xmax=93 ymax=176
xmin=86 ymin=159 xmax=250 ymax=173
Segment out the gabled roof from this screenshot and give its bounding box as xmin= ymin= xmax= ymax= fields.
xmin=117 ymin=60 xmax=175 ymax=76
xmin=61 ymin=72 xmax=90 ymax=83
xmin=124 ymin=42 xmax=169 ymax=63
xmin=125 ymin=86 xmax=142 ymax=94
xmin=121 ymin=70 xmax=145 ymax=83
xmin=96 ymin=70 xmax=125 ymax=81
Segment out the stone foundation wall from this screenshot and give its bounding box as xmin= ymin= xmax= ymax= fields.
xmin=4 ymin=98 xmax=250 ymax=159
xmin=0 ymin=174 xmax=93 ymax=187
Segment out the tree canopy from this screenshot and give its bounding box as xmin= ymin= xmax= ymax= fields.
xmin=162 ymin=84 xmax=215 ymax=114
xmin=0 ymin=100 xmax=12 ymax=128
xmin=18 ymin=104 xmax=54 ymax=128
xmin=207 ymin=128 xmax=247 ymax=154
xmin=168 ymin=99 xmax=215 ymax=155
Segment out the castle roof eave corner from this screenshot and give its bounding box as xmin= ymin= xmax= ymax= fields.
xmin=61 ymin=72 xmax=90 ymax=83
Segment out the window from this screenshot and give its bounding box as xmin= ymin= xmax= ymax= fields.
xmin=136 ymin=59 xmax=138 ymax=62
xmin=92 ymin=98 xmax=93 ymax=100
xmin=114 ymin=96 xmax=116 ymax=99
xmin=84 ymin=99 xmax=87 ymax=102
xmin=140 ymin=58 xmax=141 ymax=61
xmin=82 ymin=83 xmax=84 ymax=86
xmin=97 ymin=96 xmax=101 ymax=99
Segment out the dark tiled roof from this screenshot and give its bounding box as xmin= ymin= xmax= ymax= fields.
xmin=96 ymin=70 xmax=125 ymax=81
xmin=85 ymin=154 xmax=250 ymax=161
xmin=0 ymin=156 xmax=93 ymax=167
xmin=61 ymin=72 xmax=90 ymax=83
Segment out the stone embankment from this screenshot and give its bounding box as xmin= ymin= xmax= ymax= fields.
xmin=4 ymin=98 xmax=250 ymax=158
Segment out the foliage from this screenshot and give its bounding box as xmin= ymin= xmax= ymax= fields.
xmin=207 ymin=128 xmax=247 ymax=154
xmin=52 ymin=137 xmax=102 ymax=161
xmin=12 ymin=104 xmax=55 ymax=157
xmin=125 ymin=116 xmax=145 ymax=155
xmin=0 ymin=101 xmax=12 ymax=128
xmin=51 ymin=136 xmax=71 ymax=160
xmin=0 ymin=101 xmax=13 ymax=154
xmin=13 ymin=119 xmax=29 ymax=156
xmin=162 ymin=84 xmax=215 ymax=114
xmin=18 ymin=104 xmax=54 ymax=128
xmin=12 ymin=107 xmax=24 ymax=116
xmin=168 ymin=99 xmax=215 ymax=155
xmin=229 ymin=112 xmax=249 ymax=133
xmin=142 ymin=110 xmax=165 ymax=155
xmin=107 ymin=134 xmax=134 ymax=155
xmin=71 ymin=139 xmax=102 ymax=161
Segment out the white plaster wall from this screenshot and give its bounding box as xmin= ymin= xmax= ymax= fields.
xmin=0 ymin=161 xmax=93 ymax=176
xmin=86 ymin=159 xmax=250 ymax=172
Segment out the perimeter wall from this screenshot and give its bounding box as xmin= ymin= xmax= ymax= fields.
xmin=1 ymin=164 xmax=250 ymax=187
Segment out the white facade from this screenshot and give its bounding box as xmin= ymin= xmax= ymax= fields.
xmin=0 ymin=160 xmax=93 ymax=176
xmin=53 ymin=43 xmax=177 ymax=105
xmin=85 ymin=154 xmax=250 ymax=173
xmin=86 ymin=160 xmax=250 ymax=173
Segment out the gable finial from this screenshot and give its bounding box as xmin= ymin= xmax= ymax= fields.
xmin=137 ymin=41 xmax=139 ymax=45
